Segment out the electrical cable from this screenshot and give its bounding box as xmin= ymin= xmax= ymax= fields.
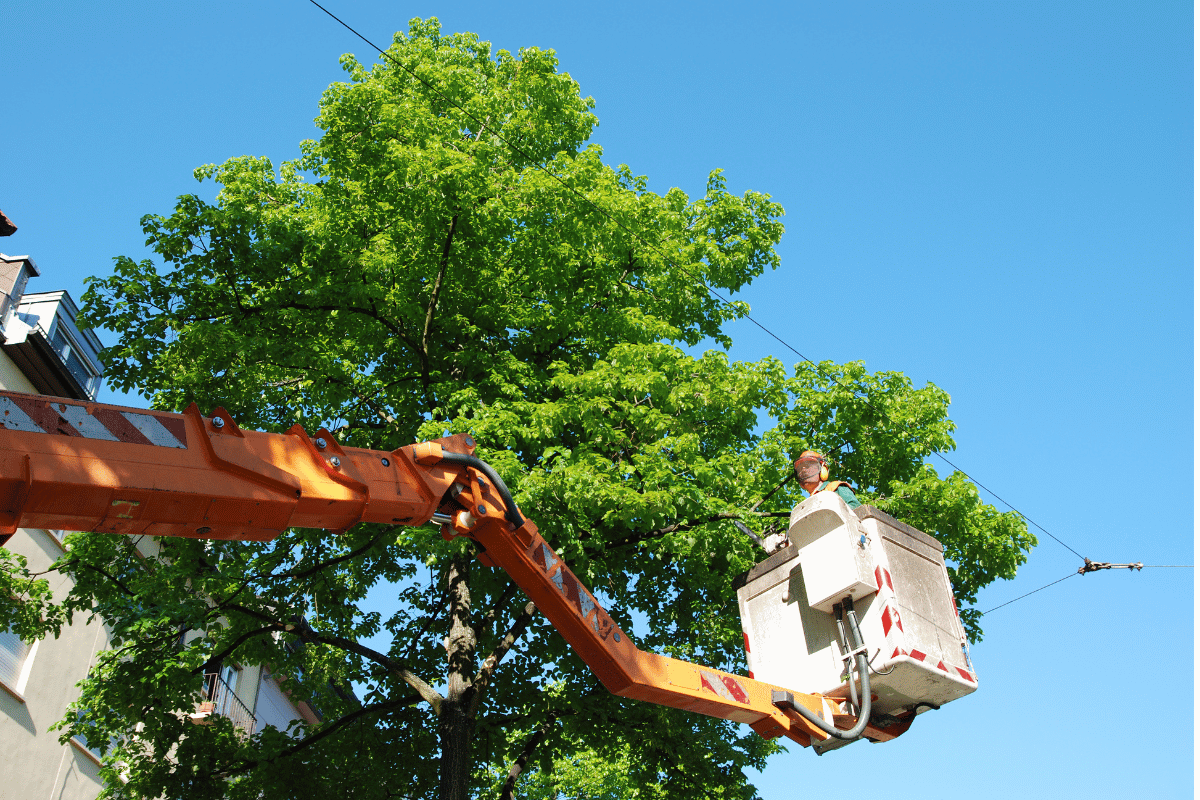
xmin=302 ymin=2 xmax=1200 ymax=665
xmin=981 ymin=562 xmax=1191 ymax=614
xmin=308 ymin=1 xmax=1094 ymax=565
xmin=866 ymin=647 xmax=896 ymax=676
xmin=930 ymin=451 xmax=1085 ymax=561
xmin=979 ymin=571 xmax=1077 ymax=615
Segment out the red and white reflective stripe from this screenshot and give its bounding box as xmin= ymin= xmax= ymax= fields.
xmin=874 ymin=565 xmax=894 ymax=593
xmin=880 ymin=603 xmax=904 ymax=637
xmin=873 ymin=560 xmax=976 ymax=684
xmin=908 ymin=649 xmax=948 ymax=673
xmin=895 ymin=647 xmax=976 ymax=684
xmin=874 ymin=564 xmax=904 ymax=640
xmin=699 ymin=671 xmax=750 ymax=705
xmin=0 ymin=395 xmax=187 ymax=449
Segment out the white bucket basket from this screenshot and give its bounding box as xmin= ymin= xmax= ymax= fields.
xmin=735 ymin=493 xmax=978 ymax=721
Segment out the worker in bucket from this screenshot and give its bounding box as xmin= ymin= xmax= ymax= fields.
xmin=793 ymin=450 xmax=861 ymax=509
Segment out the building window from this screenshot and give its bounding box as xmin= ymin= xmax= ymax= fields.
xmin=73 ymin=711 xmax=108 ymax=762
xmin=49 ymin=322 xmax=99 ymax=396
xmin=0 ymin=626 xmax=36 ymax=697
xmin=71 ymin=709 xmax=127 ymax=771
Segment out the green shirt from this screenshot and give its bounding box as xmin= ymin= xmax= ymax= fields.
xmin=819 ymin=480 xmax=861 ymax=509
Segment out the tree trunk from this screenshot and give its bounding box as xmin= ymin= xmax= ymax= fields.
xmin=439 ymin=554 xmax=477 ymax=800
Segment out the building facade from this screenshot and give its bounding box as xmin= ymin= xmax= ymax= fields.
xmin=0 ymin=254 xmax=310 ymax=799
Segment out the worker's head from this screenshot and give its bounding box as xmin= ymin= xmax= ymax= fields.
xmin=793 ymin=451 xmax=829 ymax=487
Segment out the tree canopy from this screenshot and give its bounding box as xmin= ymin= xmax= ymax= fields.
xmin=1 ymin=19 xmax=1033 ymax=800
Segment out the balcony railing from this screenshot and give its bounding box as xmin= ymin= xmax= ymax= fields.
xmin=193 ymin=672 xmax=256 ymax=735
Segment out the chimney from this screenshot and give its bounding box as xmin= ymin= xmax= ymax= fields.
xmin=0 ymin=254 xmax=39 ymax=333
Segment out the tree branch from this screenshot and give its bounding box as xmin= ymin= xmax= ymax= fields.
xmin=422 ymin=215 xmax=458 ymax=359
xmin=469 ymin=600 xmax=536 ymax=716
xmin=604 ymin=511 xmax=742 ymax=551
xmin=209 ymin=298 xmax=420 ymax=354
xmin=471 ymin=580 xmax=518 ymax=640
xmin=73 ymin=561 xmax=139 ymax=599
xmin=402 ymin=579 xmax=450 ymax=662
xmin=270 ymin=527 xmax=394 ymax=582
xmin=224 ymin=603 xmax=445 ymax=713
xmin=499 ymin=716 xmax=555 ymax=800
xmin=190 ymin=625 xmax=278 ymax=675
xmin=221 ymin=693 xmax=419 ymax=778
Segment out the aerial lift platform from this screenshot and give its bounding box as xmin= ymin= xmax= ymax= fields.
xmin=0 ymin=389 xmax=975 ymax=752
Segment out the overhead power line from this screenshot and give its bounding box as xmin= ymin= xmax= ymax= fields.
xmin=308 ymin=1 xmax=1089 ymax=563
xmin=982 ymin=560 xmax=1191 ymax=614
xmin=980 ymin=572 xmax=1078 ymax=615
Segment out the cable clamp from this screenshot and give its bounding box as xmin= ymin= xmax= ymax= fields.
xmin=1078 ymin=557 xmax=1144 ymax=575
xmin=839 ymin=643 xmax=869 ymax=665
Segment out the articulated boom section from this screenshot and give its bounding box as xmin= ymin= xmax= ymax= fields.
xmin=0 ymin=389 xmax=894 ymax=749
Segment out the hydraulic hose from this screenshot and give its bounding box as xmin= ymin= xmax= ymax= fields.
xmin=436 ymin=451 xmax=526 ymax=529
xmin=772 ymin=603 xmax=872 ymax=742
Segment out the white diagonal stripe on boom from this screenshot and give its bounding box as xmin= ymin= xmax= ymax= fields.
xmin=0 ymin=397 xmax=44 ymax=433
xmin=58 ymin=405 xmax=119 ymax=442
xmin=700 ymin=672 xmax=736 ymax=703
xmin=121 ymin=412 xmax=186 ymax=449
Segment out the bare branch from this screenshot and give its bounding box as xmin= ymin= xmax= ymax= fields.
xmin=500 ymin=716 xmax=555 ymax=800
xmin=270 ymin=527 xmax=395 ymax=582
xmin=422 ymin=214 xmax=458 ymax=358
xmin=469 ymin=600 xmax=536 ymax=716
xmin=225 ymin=603 xmax=446 ymax=713
xmin=190 ymin=626 xmax=277 ymax=675
xmin=604 ymin=511 xmax=742 ymax=551
xmin=471 ymin=580 xmax=518 ymax=640
xmin=220 ymin=693 xmax=419 ymax=778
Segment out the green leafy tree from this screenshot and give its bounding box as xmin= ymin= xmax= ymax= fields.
xmin=0 ymin=19 xmax=1033 ymax=800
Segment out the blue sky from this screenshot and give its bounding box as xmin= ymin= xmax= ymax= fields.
xmin=2 ymin=1 xmax=1192 ymax=797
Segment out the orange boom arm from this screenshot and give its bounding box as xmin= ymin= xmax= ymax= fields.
xmin=0 ymin=390 xmax=902 ymax=749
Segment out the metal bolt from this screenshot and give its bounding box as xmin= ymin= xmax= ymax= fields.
xmin=614 ymin=631 xmax=621 ymax=642
xmin=477 ymin=476 xmax=486 ymax=487
xmin=330 ymin=457 xmax=341 ymax=468
xmin=315 ymin=437 xmax=327 ymax=449
xmin=381 ymin=457 xmax=390 ymax=467
xmin=477 ymin=504 xmax=486 ymax=515
xmin=465 ymin=435 xmax=475 ymax=447
xmin=212 ymin=417 xmax=225 ymax=429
